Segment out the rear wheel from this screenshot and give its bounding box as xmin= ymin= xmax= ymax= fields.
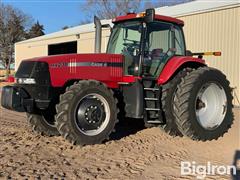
xmin=55 ymin=80 xmax=119 ymax=145
xmin=27 ymin=112 xmax=59 ymax=136
xmin=160 ymin=68 xmax=191 ymax=136
xmin=173 ymin=67 xmax=233 ymax=141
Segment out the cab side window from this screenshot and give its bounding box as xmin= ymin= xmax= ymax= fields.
xmin=174 ymin=26 xmax=185 ymax=55
xmin=144 ymin=22 xmax=173 ymax=77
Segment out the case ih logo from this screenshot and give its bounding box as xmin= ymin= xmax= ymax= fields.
xmin=49 ymin=62 xmax=122 ymax=68
xmin=90 ymin=62 xmax=107 ymax=67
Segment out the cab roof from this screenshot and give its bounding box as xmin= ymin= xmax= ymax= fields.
xmin=112 ymin=13 xmax=184 ymax=26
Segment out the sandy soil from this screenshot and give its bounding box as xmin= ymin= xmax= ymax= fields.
xmin=0 ymin=95 xmax=239 ymax=179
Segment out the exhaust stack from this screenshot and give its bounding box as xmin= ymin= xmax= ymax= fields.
xmin=94 ymin=16 xmax=102 ymax=53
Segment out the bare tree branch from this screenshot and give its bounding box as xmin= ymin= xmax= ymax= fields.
xmin=0 ymin=3 xmax=33 ymax=77
xmin=80 ymin=0 xmax=194 ymax=21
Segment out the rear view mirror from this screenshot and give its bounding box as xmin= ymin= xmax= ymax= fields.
xmin=144 ymin=8 xmax=155 ymax=23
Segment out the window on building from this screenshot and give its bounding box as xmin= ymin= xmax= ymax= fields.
xmin=48 ymin=41 xmax=77 ymax=55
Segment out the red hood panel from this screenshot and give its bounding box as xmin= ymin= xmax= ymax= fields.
xmin=24 ymin=53 xmax=124 ymax=88
xmin=26 ymin=53 xmax=123 ymax=64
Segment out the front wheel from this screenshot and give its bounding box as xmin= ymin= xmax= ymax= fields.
xmin=173 ymin=67 xmax=233 ymax=141
xmin=55 ymin=80 xmax=119 ymax=145
xmin=27 ymin=112 xmax=59 ymax=136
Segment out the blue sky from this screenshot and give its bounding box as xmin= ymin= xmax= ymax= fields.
xmin=2 ymin=0 xmax=86 ymax=34
xmin=2 ymin=0 xmax=190 ymax=34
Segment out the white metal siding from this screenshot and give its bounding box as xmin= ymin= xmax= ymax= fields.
xmin=179 ymin=6 xmax=240 ymax=105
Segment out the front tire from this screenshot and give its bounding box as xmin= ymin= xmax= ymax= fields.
xmin=173 ymin=67 xmax=233 ymax=141
xmin=55 ymin=80 xmax=119 ymax=145
xmin=27 ymin=113 xmax=60 ymax=136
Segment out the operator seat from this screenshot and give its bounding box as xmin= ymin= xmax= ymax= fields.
xmin=149 ymin=48 xmax=165 ymax=76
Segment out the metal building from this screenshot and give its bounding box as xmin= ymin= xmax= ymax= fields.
xmin=14 ymin=0 xmax=240 ymax=105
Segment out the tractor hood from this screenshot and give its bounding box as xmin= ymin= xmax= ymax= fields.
xmin=16 ymin=53 xmax=124 ymax=88
xmin=23 ymin=53 xmax=123 ymax=66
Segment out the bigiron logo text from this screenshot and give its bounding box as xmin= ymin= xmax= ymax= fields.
xmin=181 ymin=161 xmax=237 ymax=179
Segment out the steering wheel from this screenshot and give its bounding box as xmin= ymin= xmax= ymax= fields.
xmin=122 ymin=40 xmax=140 ymax=57
xmin=123 ymin=39 xmax=139 ymax=43
xmin=123 ymin=39 xmax=140 ymax=49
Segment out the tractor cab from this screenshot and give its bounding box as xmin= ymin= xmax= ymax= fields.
xmin=106 ymin=9 xmax=185 ymax=78
xmin=101 ymin=9 xmax=188 ymax=122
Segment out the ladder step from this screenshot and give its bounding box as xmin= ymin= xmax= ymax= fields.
xmin=145 ymin=108 xmax=160 ymax=111
xmin=144 ymin=87 xmax=159 ymax=91
xmin=144 ymin=98 xmax=158 ymax=101
xmin=147 ymin=120 xmax=162 ymax=124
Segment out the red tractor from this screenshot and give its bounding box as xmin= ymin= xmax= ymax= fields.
xmin=1 ymin=9 xmax=233 ymax=145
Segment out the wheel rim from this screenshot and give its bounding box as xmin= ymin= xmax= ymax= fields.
xmin=195 ymin=83 xmax=227 ymax=130
xmin=74 ymin=93 xmax=110 ymax=136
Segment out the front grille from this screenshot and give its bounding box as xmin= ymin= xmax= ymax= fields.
xmin=15 ymin=61 xmax=35 ymax=78
xmin=15 ymin=61 xmax=51 ymax=85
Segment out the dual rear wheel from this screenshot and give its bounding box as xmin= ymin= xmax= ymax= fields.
xmin=173 ymin=67 xmax=233 ymax=140
xmin=153 ymin=67 xmax=233 ymax=141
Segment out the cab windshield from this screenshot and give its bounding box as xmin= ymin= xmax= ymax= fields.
xmin=107 ymin=21 xmax=142 ymax=75
xmin=107 ymin=21 xmax=142 ymax=55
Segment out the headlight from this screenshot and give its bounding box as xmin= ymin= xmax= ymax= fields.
xmin=16 ymin=78 xmax=36 ymax=84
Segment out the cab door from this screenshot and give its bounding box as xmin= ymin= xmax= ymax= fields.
xmin=106 ymin=21 xmax=143 ymax=76
xmin=143 ymin=21 xmax=186 ymax=78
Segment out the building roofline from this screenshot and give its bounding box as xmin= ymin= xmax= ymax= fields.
xmin=156 ymin=0 xmax=240 ymax=18
xmin=16 ymin=19 xmax=112 ymax=45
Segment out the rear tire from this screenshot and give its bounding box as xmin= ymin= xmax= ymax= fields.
xmin=55 ymin=80 xmax=119 ymax=145
xmin=27 ymin=113 xmax=59 ymax=136
xmin=173 ymin=67 xmax=233 ymax=141
xmin=160 ymin=68 xmax=191 ymax=136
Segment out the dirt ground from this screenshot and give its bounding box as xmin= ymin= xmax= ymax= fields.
xmin=0 ymin=93 xmax=239 ymax=179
